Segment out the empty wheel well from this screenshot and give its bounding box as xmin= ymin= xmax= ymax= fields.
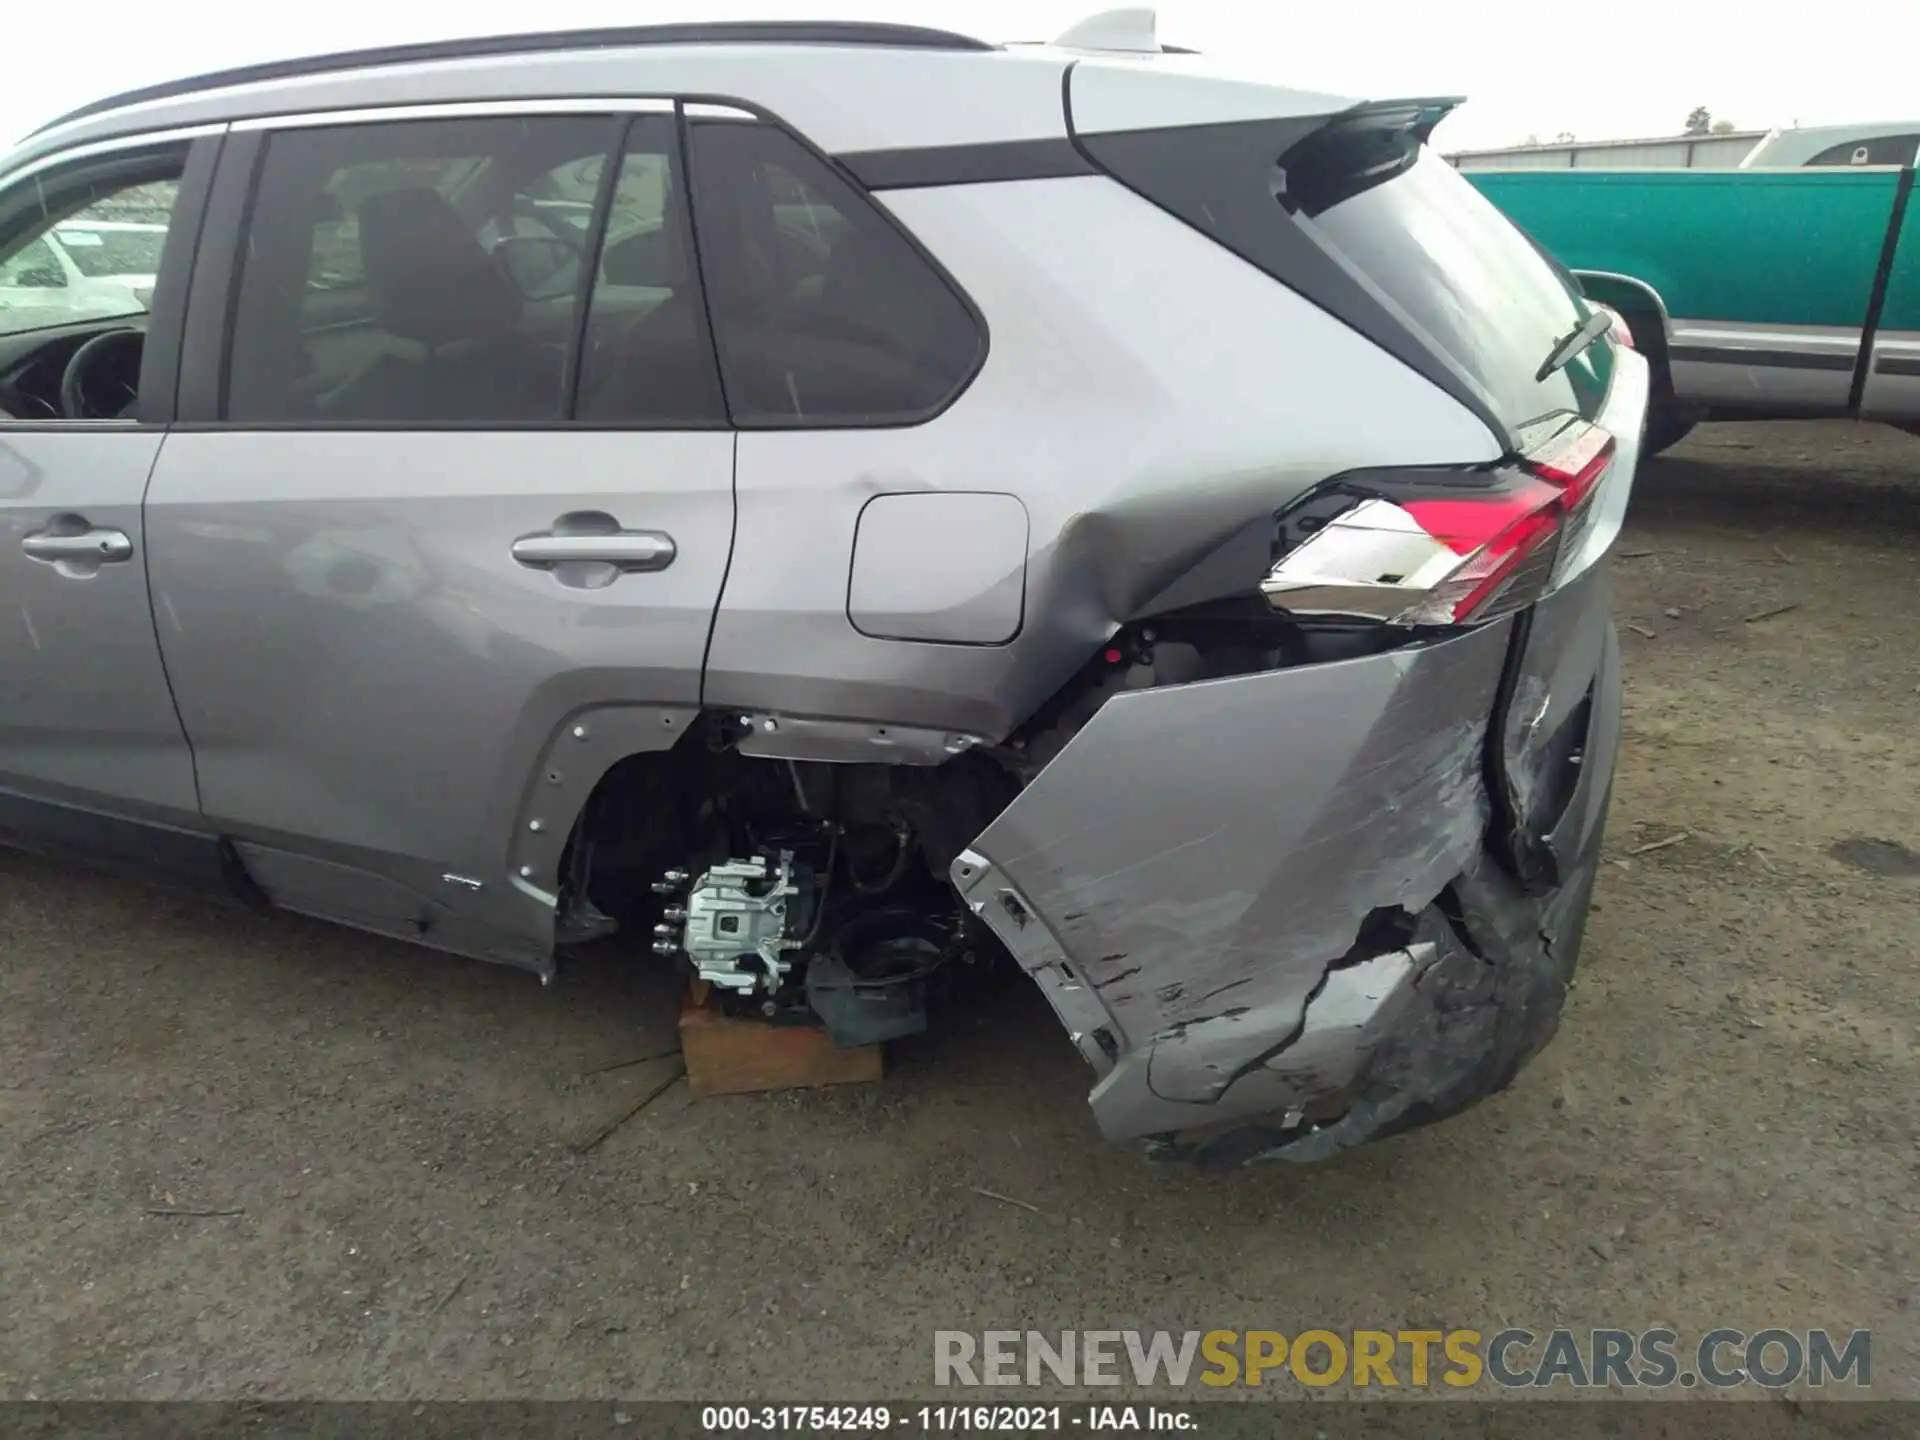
xmin=1573 ymin=273 xmax=1674 ymax=390
xmin=556 ymin=713 xmax=1022 ymax=935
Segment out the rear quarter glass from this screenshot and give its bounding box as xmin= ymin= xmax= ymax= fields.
xmin=1306 ymin=149 xmax=1607 ymax=427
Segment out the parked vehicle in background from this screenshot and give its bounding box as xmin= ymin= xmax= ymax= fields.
xmin=0 ymin=219 xmax=165 ymax=339
xmin=1447 ymin=119 xmax=1920 ymax=175
xmin=1741 ymin=121 xmax=1920 ymax=170
xmin=1468 ymin=151 xmax=1918 ymax=451
xmin=0 ymin=10 xmax=1646 ymax=1166
xmin=1448 ymin=129 xmax=1770 ymax=173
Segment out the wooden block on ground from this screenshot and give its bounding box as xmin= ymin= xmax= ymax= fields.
xmin=679 ymin=990 xmax=882 ymax=1098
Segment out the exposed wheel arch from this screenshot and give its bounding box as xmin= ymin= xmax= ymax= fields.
xmin=1571 ymin=271 xmax=1672 ymax=340
xmin=1572 ymin=272 xmax=1697 ymax=455
xmin=508 ymin=704 xmax=701 ymax=918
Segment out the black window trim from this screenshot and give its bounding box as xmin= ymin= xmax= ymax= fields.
xmin=175 ymin=126 xmax=261 ymax=425
xmin=560 ymin=114 xmax=639 ymax=419
xmin=172 ymin=93 xmax=989 ymax=434
xmin=138 ymin=133 xmax=223 ymax=425
xmin=837 ymin=136 xmax=1097 ymax=190
xmin=0 ymin=126 xmax=222 ymax=432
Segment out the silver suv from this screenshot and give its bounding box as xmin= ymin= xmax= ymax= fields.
xmin=0 ymin=11 xmax=1646 ymax=1165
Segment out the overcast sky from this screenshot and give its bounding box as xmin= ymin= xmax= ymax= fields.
xmin=5 ymin=0 xmax=1911 ymax=153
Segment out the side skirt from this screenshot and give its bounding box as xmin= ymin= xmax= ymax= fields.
xmin=0 ymin=787 xmax=239 ymax=899
xmin=1860 ymin=329 xmax=1920 ymax=422
xmin=1667 ymin=320 xmax=1861 ymax=413
xmin=0 ymin=790 xmax=554 ymax=978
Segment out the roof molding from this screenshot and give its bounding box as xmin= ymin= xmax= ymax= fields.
xmin=33 ymin=22 xmax=996 ymax=137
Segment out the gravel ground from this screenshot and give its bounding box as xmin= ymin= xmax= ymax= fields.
xmin=2 ymin=420 xmax=1917 ymax=1401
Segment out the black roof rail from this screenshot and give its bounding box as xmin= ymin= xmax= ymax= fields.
xmin=32 ymin=22 xmax=997 ymax=136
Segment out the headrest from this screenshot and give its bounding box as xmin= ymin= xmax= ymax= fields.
xmin=357 ymin=187 xmax=519 ymax=347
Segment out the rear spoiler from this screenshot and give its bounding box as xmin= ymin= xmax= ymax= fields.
xmin=1279 ymin=97 xmax=1465 ymax=216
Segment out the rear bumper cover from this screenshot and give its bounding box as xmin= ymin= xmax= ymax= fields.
xmin=952 ymin=337 xmax=1650 ymax=1162
xmin=956 ymin=565 xmax=1621 ymax=1161
xmin=956 ymin=354 xmax=1643 ymax=1162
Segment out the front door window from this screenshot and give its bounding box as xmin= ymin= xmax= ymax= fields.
xmin=0 ymin=149 xmax=187 ymax=421
xmin=0 ymin=176 xmax=178 ymax=341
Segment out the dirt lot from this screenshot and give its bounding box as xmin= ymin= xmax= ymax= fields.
xmin=2 ymin=420 xmax=1917 ymax=1401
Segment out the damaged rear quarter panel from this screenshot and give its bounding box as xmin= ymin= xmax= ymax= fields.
xmin=955 ymin=619 xmax=1512 ymax=1141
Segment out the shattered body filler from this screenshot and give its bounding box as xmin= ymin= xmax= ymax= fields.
xmin=955 ymin=563 xmax=1622 ymax=1166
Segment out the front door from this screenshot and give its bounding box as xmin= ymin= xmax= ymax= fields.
xmin=144 ymin=106 xmax=735 ymax=968
xmin=0 ymin=137 xmax=216 ymax=877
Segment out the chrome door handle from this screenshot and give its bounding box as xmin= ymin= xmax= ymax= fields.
xmin=23 ymin=524 xmax=133 ymax=569
xmin=510 ymin=532 xmax=676 ymax=570
xmin=510 ymin=513 xmax=676 ymax=589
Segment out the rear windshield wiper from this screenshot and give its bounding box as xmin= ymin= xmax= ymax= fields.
xmin=1536 ymin=309 xmax=1612 ymax=382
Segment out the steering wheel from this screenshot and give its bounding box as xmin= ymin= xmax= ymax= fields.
xmin=60 ymin=328 xmax=145 ymax=420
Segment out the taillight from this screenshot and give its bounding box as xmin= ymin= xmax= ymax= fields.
xmin=1527 ymin=413 xmax=1614 ymax=505
xmin=1262 ymin=420 xmax=1615 ymax=626
xmin=1593 ymin=302 xmax=1636 ymax=351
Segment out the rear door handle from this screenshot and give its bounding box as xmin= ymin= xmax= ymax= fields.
xmin=22 ymin=521 xmax=134 ymax=575
xmin=510 ymin=532 xmax=676 ymax=570
xmin=510 ymin=513 xmax=676 ymax=589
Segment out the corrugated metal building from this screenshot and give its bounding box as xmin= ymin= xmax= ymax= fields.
xmin=1446 ymin=130 xmax=1768 ymax=170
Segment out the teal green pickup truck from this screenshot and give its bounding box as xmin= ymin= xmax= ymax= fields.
xmin=1468 ymin=161 xmax=1920 ymax=451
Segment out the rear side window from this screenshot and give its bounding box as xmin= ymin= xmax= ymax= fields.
xmin=226 ymin=115 xmax=622 ymax=424
xmin=685 ymin=118 xmax=983 ymax=426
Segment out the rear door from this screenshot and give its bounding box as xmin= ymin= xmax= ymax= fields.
xmin=0 ymin=134 xmax=220 ymax=880
xmin=144 ymin=103 xmax=734 ymax=968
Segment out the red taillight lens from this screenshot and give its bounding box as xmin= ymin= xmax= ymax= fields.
xmin=1593 ymin=303 xmax=1635 ymax=351
xmin=1398 ymin=479 xmax=1568 ymax=623
xmin=1263 ymin=420 xmax=1615 ymax=626
xmin=1527 ymin=417 xmax=1615 ymax=505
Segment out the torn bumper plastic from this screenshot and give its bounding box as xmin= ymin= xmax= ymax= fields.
xmin=954 ymin=559 xmax=1621 ymax=1163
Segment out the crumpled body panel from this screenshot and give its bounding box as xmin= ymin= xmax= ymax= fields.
xmin=955 ymin=561 xmax=1620 ymax=1157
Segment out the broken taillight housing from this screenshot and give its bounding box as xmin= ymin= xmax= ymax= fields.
xmin=1262 ymin=419 xmax=1615 ymax=626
